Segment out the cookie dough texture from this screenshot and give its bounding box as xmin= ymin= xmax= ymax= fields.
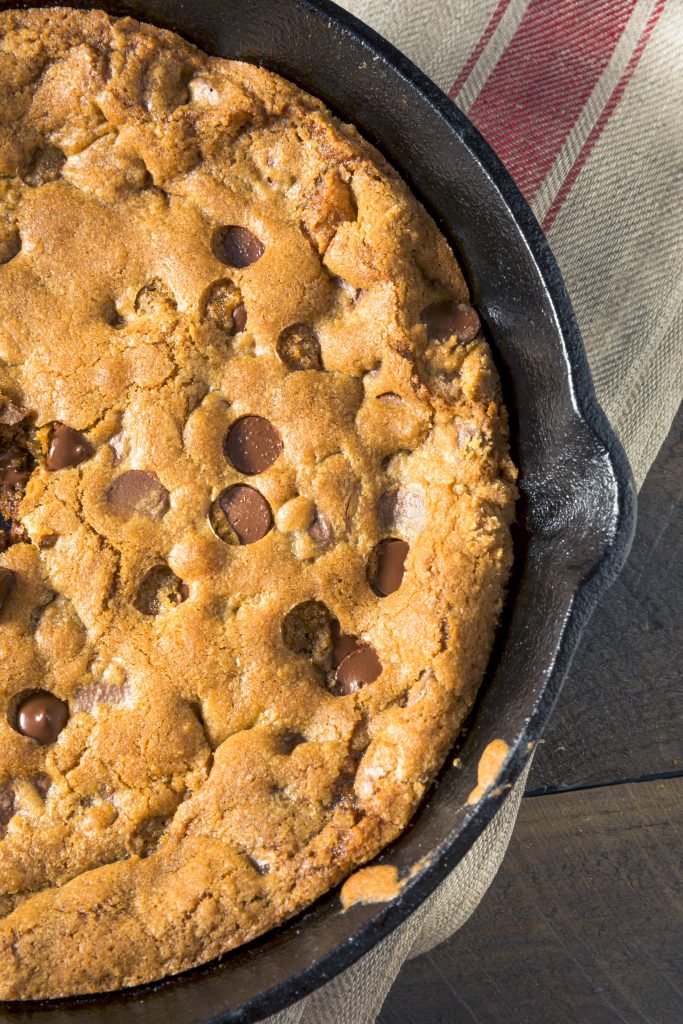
xmin=0 ymin=7 xmax=517 ymax=999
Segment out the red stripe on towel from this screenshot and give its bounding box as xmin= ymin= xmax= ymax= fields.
xmin=448 ymin=0 xmax=515 ymax=99
xmin=542 ymin=0 xmax=667 ymax=231
xmin=466 ymin=0 xmax=638 ymax=202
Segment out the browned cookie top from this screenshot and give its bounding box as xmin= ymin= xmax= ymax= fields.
xmin=0 ymin=7 xmax=516 ymax=999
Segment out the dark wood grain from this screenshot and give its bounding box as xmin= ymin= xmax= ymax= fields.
xmin=379 ymin=777 xmax=683 ymax=1024
xmin=527 ymin=402 xmax=683 ymax=793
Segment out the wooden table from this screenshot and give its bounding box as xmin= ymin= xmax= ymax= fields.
xmin=379 ymin=405 xmax=683 ymax=1024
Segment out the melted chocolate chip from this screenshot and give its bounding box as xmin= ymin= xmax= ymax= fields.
xmin=282 ymin=600 xmax=334 ymax=659
xmin=47 ymin=424 xmax=93 ymax=471
xmin=133 ymin=565 xmax=188 ymax=616
xmin=232 ymin=303 xmax=248 ymax=333
xmin=224 ymin=416 xmax=282 ymax=475
xmin=332 ymin=631 xmax=359 ymax=667
xmin=0 ymin=567 xmax=17 ymax=613
xmin=308 ymin=511 xmax=334 ymax=549
xmin=0 ymin=459 xmax=29 ymax=488
xmin=334 ymin=644 xmax=382 ymax=695
xmin=211 ymin=226 xmax=265 ymax=268
xmin=421 ymin=300 xmax=481 ymax=343
xmin=277 ymin=323 xmax=322 ymax=371
xmin=218 ymin=485 xmax=272 ymax=545
xmin=16 ymin=691 xmax=69 ymax=745
xmin=328 ymin=619 xmax=360 ymax=668
xmin=0 ymin=402 xmax=27 ymax=426
xmin=368 ymin=538 xmax=409 ymax=597
xmin=107 ymin=471 xmax=169 ymax=520
xmin=0 ymin=441 xmax=33 ymax=492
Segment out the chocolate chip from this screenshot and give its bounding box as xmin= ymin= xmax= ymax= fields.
xmin=421 ymin=300 xmax=481 ymax=342
xmin=0 ymin=782 xmax=15 ymax=827
xmin=232 ymin=303 xmax=248 ymax=333
xmin=0 ymin=401 xmax=28 ymax=426
xmin=224 ymin=416 xmax=282 ymax=475
xmin=47 ymin=424 xmax=93 ymax=471
xmin=0 ymin=567 xmax=16 ymax=613
xmin=107 ymin=471 xmax=169 ymax=520
xmin=16 ymin=691 xmax=69 ymax=745
xmin=218 ymin=485 xmax=272 ymax=544
xmin=334 ymin=644 xmax=382 ymax=695
xmin=277 ymin=323 xmax=322 ymax=371
xmin=38 ymin=533 xmax=58 ymax=549
xmin=201 ymin=279 xmax=244 ymax=334
xmin=308 ymin=511 xmax=334 ymax=549
xmin=282 ymin=600 xmax=334 ymax=659
xmin=211 ymin=226 xmax=265 ymax=268
xmin=367 ymin=538 xmax=409 ymax=597
xmin=455 ymin=306 xmax=481 ymax=342
xmin=133 ymin=565 xmax=188 ymax=615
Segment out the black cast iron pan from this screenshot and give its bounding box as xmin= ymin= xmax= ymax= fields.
xmin=0 ymin=1 xmax=636 ymax=1020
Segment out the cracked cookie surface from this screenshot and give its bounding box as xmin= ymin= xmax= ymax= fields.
xmin=0 ymin=7 xmax=517 ymax=998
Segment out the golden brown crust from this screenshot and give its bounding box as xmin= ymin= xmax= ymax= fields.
xmin=0 ymin=8 xmax=516 ymax=998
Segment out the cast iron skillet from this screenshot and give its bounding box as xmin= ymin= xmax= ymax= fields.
xmin=2 ymin=1 xmax=636 ymax=1021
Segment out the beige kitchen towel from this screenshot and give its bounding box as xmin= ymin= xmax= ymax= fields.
xmin=268 ymin=0 xmax=683 ymax=1020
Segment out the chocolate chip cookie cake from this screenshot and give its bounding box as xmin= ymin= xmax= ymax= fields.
xmin=0 ymin=7 xmax=517 ymax=998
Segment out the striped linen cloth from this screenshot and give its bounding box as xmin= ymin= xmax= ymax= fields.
xmin=269 ymin=2 xmax=683 ymax=1020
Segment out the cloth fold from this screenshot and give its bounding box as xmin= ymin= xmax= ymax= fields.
xmin=267 ymin=1 xmax=683 ymax=1019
